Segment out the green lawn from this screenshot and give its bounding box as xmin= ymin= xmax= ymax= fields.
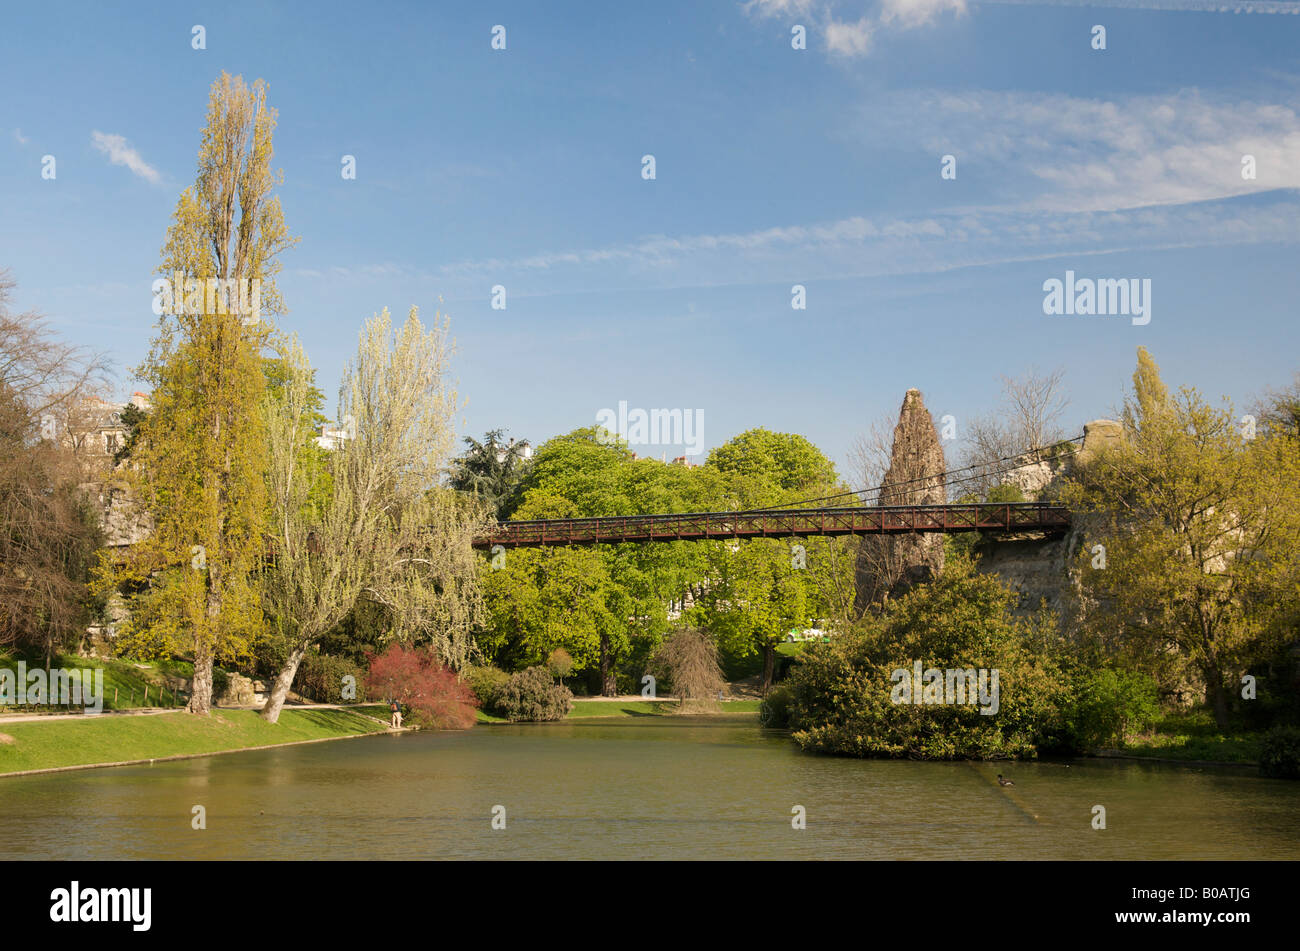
xmin=1111 ymin=709 xmax=1263 ymax=764
xmin=0 ymin=705 xmax=390 ymax=775
xmin=1 ymin=653 xmax=201 ymax=712
xmin=476 ymin=698 xmax=762 ymax=723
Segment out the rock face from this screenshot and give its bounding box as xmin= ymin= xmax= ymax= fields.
xmin=80 ymin=480 xmax=154 ymax=548
xmin=854 ymin=389 xmax=947 ymax=613
xmin=218 ymin=673 xmax=255 ymax=707
xmin=973 ymin=419 xmax=1123 ymax=622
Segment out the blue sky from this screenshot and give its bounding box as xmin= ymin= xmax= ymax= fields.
xmin=3 ymin=0 xmax=1298 ymax=479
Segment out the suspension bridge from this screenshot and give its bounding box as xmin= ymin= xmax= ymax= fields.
xmin=472 ymin=501 xmax=1070 ymax=549
xmin=472 ymin=436 xmax=1083 ymax=550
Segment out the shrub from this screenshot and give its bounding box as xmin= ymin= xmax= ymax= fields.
xmin=364 ymin=644 xmax=478 ymax=730
xmin=1051 ymin=667 xmax=1159 ymax=752
xmin=783 ymin=556 xmax=1067 ymax=760
xmin=1259 ymin=724 xmax=1300 ymax=780
xmin=491 ymin=666 xmax=573 ymax=722
xmin=760 ymin=685 xmax=793 ymax=728
xmin=463 ymin=664 xmax=509 ymax=709
xmin=297 ymin=652 xmax=367 ymax=703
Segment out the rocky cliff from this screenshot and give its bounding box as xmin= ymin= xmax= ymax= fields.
xmin=853 ymin=388 xmax=947 ymax=613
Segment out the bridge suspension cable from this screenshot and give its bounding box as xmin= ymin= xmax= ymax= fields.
xmin=746 ymin=433 xmax=1084 ymax=515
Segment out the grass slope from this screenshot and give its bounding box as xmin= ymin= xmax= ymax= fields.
xmin=0 ymin=705 xmax=389 ymax=775
xmin=1 ymin=653 xmax=200 ymax=711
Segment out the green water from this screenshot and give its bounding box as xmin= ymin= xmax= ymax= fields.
xmin=2 ymin=715 xmax=1297 ymax=859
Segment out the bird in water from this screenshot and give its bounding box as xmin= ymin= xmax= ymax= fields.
xmin=997 ymin=774 xmax=1015 ymax=787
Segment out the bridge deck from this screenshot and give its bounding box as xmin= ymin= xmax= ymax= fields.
xmin=473 ymin=502 xmax=1070 ymax=549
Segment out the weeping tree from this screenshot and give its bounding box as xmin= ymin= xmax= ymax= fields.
xmin=650 ymin=629 xmax=725 ymax=712
xmin=258 ymin=308 xmax=489 ymax=723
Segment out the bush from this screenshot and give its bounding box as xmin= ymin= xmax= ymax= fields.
xmin=491 ymin=666 xmax=573 ymax=722
xmin=783 ymin=556 xmax=1067 ymax=760
xmin=297 ymin=652 xmax=367 ymax=703
xmin=463 ymin=664 xmax=509 ymax=709
xmin=1259 ymin=724 xmax=1300 ymax=779
xmin=760 ymin=685 xmax=793 ymax=728
xmin=1051 ymin=667 xmax=1159 ymax=752
xmin=364 ymin=644 xmax=478 ymax=730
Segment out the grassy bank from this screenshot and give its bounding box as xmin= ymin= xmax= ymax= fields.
xmin=0 ymin=705 xmax=390 ymax=775
xmin=0 ymin=652 xmax=200 ymax=712
xmin=476 ymin=698 xmax=762 ymax=723
xmin=1108 ymin=709 xmax=1263 ymax=764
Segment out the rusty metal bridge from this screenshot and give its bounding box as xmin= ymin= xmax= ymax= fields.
xmin=472 ymin=501 xmax=1070 ymax=549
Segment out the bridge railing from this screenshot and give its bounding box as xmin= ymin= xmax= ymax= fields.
xmin=474 ymin=502 xmax=1070 ymax=549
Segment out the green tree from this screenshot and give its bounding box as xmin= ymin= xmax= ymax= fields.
xmin=694 ymin=429 xmax=851 ymax=692
xmin=114 ymin=73 xmax=297 ymax=714
xmin=479 ymin=429 xmax=710 ymax=694
xmin=1062 ymin=347 xmax=1300 ymax=729
xmin=449 ymin=429 xmax=532 ymax=518
xmin=259 ymin=311 xmax=488 ymax=722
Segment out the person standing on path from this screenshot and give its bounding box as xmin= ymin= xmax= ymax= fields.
xmin=389 ymin=699 xmax=402 ymax=730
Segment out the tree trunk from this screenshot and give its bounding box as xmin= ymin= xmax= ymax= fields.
xmin=188 ymin=644 xmax=214 ymax=715
xmin=260 ymin=645 xmax=307 ymax=724
xmin=1205 ymin=668 xmax=1230 ymax=731
xmin=761 ymin=643 xmax=776 ymax=695
xmin=599 ymin=636 xmax=616 ymax=697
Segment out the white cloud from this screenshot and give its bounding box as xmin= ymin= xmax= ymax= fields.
xmin=863 ymin=89 xmax=1300 ymax=212
xmin=879 ymin=0 xmax=967 ymax=27
xmin=825 ymin=17 xmax=876 ymax=54
xmin=13 ymin=128 xmax=30 ymax=146
xmin=742 ymin=0 xmax=1298 ymax=59
xmin=983 ymin=0 xmax=1299 ymax=13
xmin=742 ymin=0 xmax=964 ymax=56
xmin=420 ymin=195 xmax=1299 ymax=298
xmin=90 ymin=131 xmax=161 ymax=184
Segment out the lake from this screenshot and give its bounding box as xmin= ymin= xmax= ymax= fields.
xmin=2 ymin=715 xmax=1297 ymax=860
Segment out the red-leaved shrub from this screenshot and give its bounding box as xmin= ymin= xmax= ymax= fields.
xmin=363 ymin=644 xmax=478 ymax=730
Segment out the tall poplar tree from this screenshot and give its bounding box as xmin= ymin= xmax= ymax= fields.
xmin=120 ymin=73 xmax=296 ymax=714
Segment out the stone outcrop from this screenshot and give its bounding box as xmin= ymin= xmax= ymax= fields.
xmin=854 ymin=389 xmax=947 ymax=613
xmin=81 ymin=480 xmax=154 ymax=549
xmin=218 ymin=673 xmax=255 ymax=707
xmin=973 ymin=419 xmax=1122 ymax=621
